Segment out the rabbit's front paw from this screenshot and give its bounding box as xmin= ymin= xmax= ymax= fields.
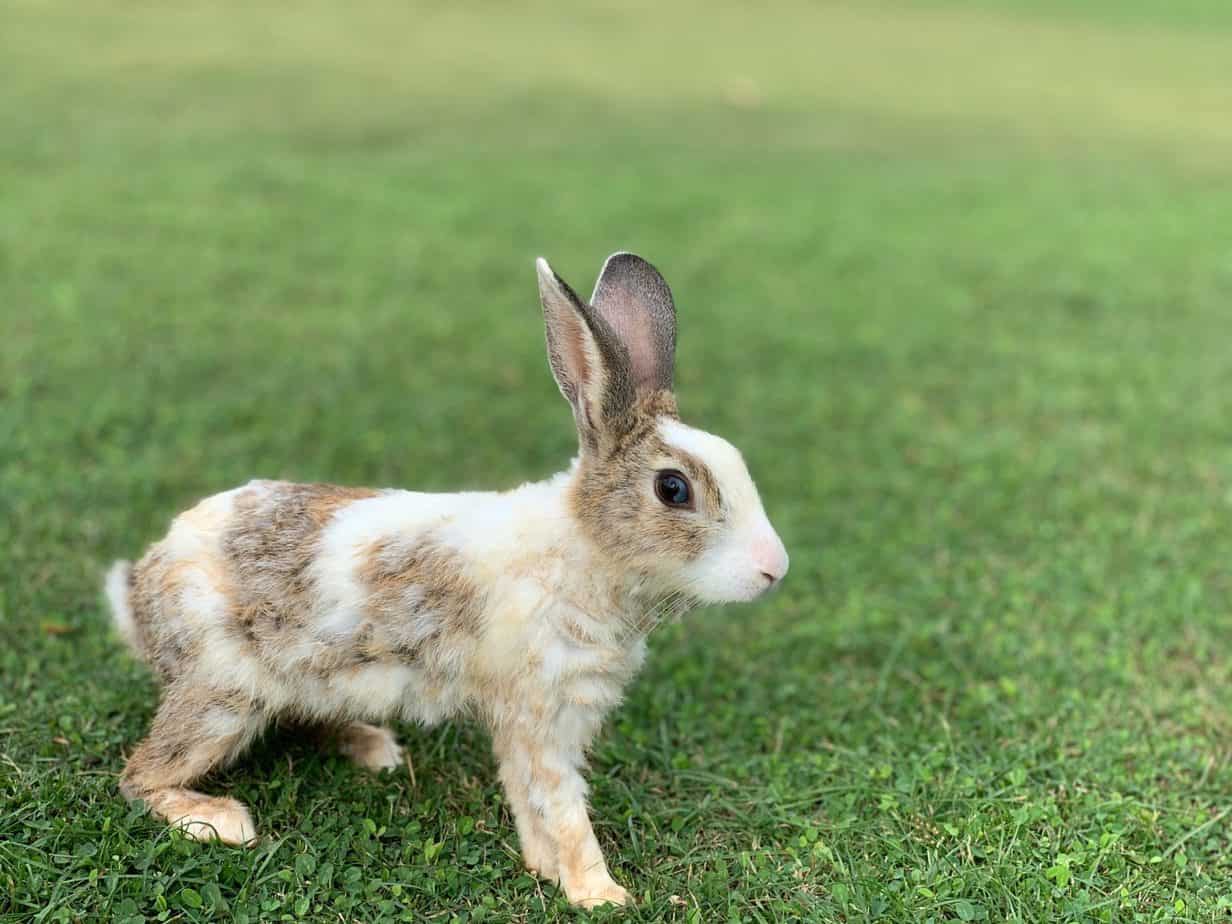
xmin=567 ymin=876 xmax=631 ymax=909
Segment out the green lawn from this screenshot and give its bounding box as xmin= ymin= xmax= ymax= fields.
xmin=3 ymin=1 xmax=1232 ymax=921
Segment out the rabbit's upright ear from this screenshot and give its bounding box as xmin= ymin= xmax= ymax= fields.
xmin=537 ymin=257 xmax=636 ymax=450
xmin=589 ymin=252 xmax=676 ymax=396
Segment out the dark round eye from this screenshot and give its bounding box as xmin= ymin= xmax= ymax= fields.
xmin=654 ymin=470 xmax=692 ymax=508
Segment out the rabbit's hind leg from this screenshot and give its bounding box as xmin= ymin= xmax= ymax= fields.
xmin=283 ymin=720 xmax=404 ymax=772
xmin=335 ymin=722 xmax=403 ymax=771
xmin=120 ymin=682 xmax=265 ymax=845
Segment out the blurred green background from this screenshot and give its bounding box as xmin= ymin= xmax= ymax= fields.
xmin=2 ymin=1 xmax=1231 ymax=921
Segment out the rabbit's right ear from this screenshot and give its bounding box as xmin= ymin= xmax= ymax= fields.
xmin=537 ymin=258 xmax=635 ymax=451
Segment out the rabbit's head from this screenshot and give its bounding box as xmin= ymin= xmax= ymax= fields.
xmin=538 ymin=252 xmax=788 ymax=605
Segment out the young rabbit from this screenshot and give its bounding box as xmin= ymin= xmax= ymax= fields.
xmin=104 ymin=252 xmax=788 ymax=908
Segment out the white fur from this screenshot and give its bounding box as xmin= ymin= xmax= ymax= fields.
xmin=105 ymin=560 xmax=136 ymax=650
xmin=658 ymin=418 xmax=789 ymax=602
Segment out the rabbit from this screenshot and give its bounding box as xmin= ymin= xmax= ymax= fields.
xmin=104 ymin=252 xmax=789 ymax=908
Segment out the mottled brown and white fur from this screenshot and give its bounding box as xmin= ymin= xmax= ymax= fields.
xmin=105 ymin=252 xmax=788 ymax=908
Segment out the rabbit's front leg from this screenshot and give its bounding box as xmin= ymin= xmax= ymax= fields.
xmin=494 ymin=735 xmax=559 ymax=882
xmin=494 ymin=729 xmax=629 ymax=909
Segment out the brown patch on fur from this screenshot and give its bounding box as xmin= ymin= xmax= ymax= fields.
xmin=128 ymin=549 xmax=163 ymax=664
xmin=358 ymin=535 xmax=485 ymax=664
xmin=221 ymin=482 xmax=379 ymax=662
xmin=604 ymin=389 xmax=678 ymax=457
xmin=634 ymin=389 xmax=679 ymax=425
xmin=128 ymin=547 xmax=200 ymax=681
xmin=560 ymin=616 xmax=597 ymax=645
xmin=666 ymin=443 xmax=723 ymax=513
xmin=568 ymin=393 xmax=720 ymax=567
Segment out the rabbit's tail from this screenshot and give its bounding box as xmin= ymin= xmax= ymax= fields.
xmin=105 ymin=560 xmax=141 ymax=655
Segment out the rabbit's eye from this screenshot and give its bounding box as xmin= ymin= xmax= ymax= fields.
xmin=654 ymin=470 xmax=692 ymax=508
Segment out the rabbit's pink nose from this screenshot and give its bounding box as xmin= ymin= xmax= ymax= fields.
xmin=751 ymin=532 xmax=789 ymax=585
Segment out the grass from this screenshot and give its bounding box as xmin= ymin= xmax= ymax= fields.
xmin=2 ymin=0 xmax=1232 ymax=921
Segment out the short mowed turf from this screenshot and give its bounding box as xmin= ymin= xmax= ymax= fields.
xmin=3 ymin=2 xmax=1232 ymax=921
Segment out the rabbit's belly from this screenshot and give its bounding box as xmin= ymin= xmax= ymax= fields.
xmin=278 ymin=659 xmax=468 ymax=725
xmin=190 ymin=629 xmax=471 ymax=725
xmin=182 ymin=598 xmax=474 ymax=725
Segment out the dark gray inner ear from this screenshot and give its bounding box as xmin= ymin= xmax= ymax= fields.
xmin=589 ymin=252 xmax=677 ymax=394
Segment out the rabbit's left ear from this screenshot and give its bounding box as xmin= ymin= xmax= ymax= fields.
xmin=589 ymin=252 xmax=677 ymax=395
xmin=538 ymin=257 xmax=636 ymax=450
